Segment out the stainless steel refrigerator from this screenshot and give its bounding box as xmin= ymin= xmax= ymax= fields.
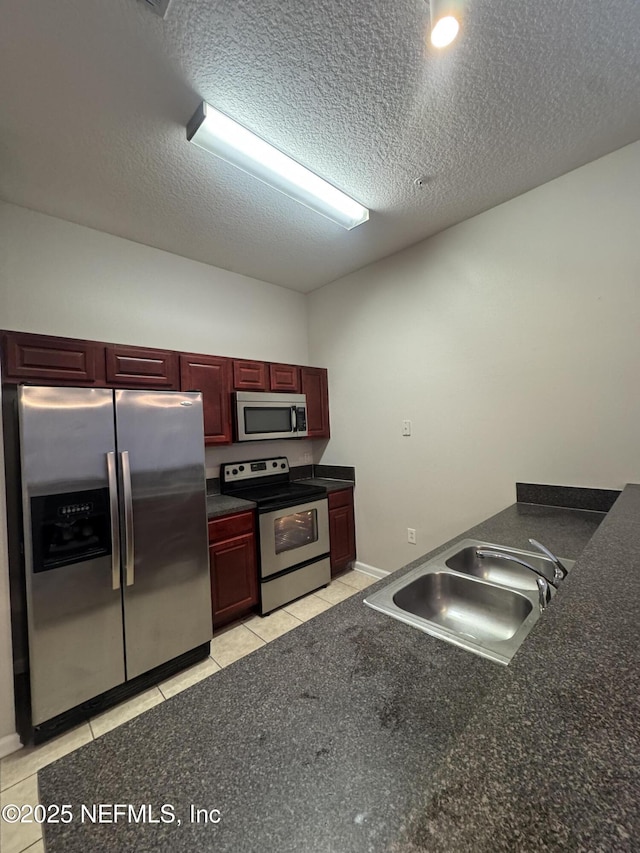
xmin=14 ymin=385 xmax=212 ymax=738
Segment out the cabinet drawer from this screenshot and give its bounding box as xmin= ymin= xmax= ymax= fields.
xmin=268 ymin=363 xmax=300 ymax=392
xmin=2 ymin=331 xmax=101 ymax=384
xmin=208 ymin=510 xmax=255 ymax=543
xmin=232 ymin=359 xmax=267 ymax=391
xmin=105 ymin=345 xmax=179 ymax=388
xmin=328 ymin=488 xmax=353 ymax=510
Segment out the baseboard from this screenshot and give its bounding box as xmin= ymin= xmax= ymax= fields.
xmin=0 ymin=731 xmax=22 ymax=759
xmin=354 ymin=561 xmax=389 ymax=579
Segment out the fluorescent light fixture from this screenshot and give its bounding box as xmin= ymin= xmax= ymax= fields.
xmin=187 ymin=102 xmax=369 ymax=230
xmin=429 ymin=0 xmax=464 ymax=48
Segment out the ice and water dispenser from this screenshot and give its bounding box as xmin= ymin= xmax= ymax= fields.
xmin=29 ymin=488 xmax=111 ymax=573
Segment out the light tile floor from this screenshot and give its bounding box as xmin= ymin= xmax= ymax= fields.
xmin=0 ymin=569 xmax=378 ymax=853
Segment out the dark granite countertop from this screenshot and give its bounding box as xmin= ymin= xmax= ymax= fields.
xmin=395 ymin=486 xmax=640 ymax=852
xmin=295 ymin=476 xmax=355 ymax=493
xmin=206 ymin=493 xmax=256 ymax=519
xmin=38 ymin=490 xmax=640 ymax=852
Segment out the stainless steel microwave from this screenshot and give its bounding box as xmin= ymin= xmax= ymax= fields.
xmin=234 ymin=392 xmax=308 ymax=441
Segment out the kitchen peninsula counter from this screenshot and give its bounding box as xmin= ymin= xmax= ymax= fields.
xmin=38 ymin=487 xmax=640 ymax=852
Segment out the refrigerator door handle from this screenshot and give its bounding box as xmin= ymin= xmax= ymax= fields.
xmin=121 ymin=450 xmax=135 ymax=586
xmin=106 ymin=452 xmax=121 ymax=590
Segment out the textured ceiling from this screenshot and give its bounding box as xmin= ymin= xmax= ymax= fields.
xmin=1 ymin=0 xmax=639 ymax=292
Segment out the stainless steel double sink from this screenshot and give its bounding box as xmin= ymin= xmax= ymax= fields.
xmin=364 ymin=539 xmax=575 ymax=665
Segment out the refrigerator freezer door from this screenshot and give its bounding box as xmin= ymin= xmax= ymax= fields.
xmin=18 ymin=386 xmax=126 ymax=725
xmin=115 ymin=390 xmax=212 ymax=679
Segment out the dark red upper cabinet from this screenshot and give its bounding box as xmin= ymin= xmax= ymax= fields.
xmin=180 ymin=353 xmax=233 ymax=445
xmin=268 ymin=363 xmax=301 ymax=393
xmin=1 ymin=331 xmax=102 ymax=385
xmin=232 ymin=359 xmax=268 ymax=391
xmin=300 ymin=366 xmax=330 ymax=438
xmin=105 ymin=344 xmax=179 ymax=389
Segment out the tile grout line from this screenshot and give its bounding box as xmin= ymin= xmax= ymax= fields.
xmin=1 ymin=770 xmax=38 ymax=796
xmin=233 ymin=622 xmax=271 ymax=641
xmin=24 ymin=842 xmax=44 ymax=852
xmin=242 ymin=616 xmax=304 ymax=642
xmin=18 ymin=835 xmax=44 ymax=853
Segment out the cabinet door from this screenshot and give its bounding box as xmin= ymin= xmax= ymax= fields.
xmin=105 ymin=345 xmax=179 ymax=389
xmin=300 ymin=366 xmax=330 ymax=438
xmin=269 ymin=363 xmax=300 ymax=393
xmin=180 ymin=354 xmax=232 ymax=445
xmin=232 ymin=359 xmax=267 ymax=391
xmin=209 ymin=533 xmax=258 ymax=627
xmin=2 ymin=331 xmax=102 ymax=385
xmin=329 ymin=490 xmax=356 ymax=575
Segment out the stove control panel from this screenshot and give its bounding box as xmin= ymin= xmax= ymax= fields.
xmin=222 ymin=457 xmax=290 ymax=485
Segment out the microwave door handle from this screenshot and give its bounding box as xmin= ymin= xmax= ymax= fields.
xmin=291 ymin=405 xmax=298 ymax=432
xmin=120 ymin=450 xmax=135 ymax=586
xmin=106 ymin=452 xmax=121 ymax=590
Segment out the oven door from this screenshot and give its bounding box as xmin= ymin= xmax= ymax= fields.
xmin=259 ymin=498 xmax=329 ymax=578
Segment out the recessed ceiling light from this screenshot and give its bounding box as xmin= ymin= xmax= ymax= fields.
xmin=187 ymin=102 xmax=369 ymax=231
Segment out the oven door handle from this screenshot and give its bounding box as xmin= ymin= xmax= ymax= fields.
xmin=291 ymin=405 xmax=298 ymax=432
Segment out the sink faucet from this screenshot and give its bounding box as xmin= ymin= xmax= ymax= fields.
xmin=528 ymin=538 xmax=568 ymax=582
xmin=475 ymin=548 xmax=554 ymax=612
xmin=534 ymin=576 xmax=551 ymax=612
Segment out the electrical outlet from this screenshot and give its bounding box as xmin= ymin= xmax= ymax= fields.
xmin=407 ymin=528 xmax=416 ymax=544
xmin=402 ymin=420 xmax=412 ymax=436
xmin=303 ymin=452 xmax=312 ymax=464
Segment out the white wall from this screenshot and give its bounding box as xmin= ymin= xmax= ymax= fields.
xmin=309 ymin=141 xmax=640 ymax=572
xmin=0 ymin=201 xmax=313 ymax=750
xmin=0 ymin=202 xmax=308 ymax=363
xmin=0 ymin=201 xmax=316 ymax=475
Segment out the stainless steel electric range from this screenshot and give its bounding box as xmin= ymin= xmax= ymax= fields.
xmin=220 ymin=457 xmax=330 ymax=614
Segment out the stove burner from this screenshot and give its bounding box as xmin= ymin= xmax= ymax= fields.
xmin=230 ymin=482 xmax=326 ymax=511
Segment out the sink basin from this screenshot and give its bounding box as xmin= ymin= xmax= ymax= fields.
xmin=364 ymin=538 xmax=574 ymax=665
xmin=444 ymin=540 xmax=575 ymax=592
xmin=393 ymin=572 xmax=532 ymax=643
